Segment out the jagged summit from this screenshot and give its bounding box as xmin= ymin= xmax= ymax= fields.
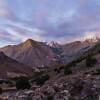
xmin=21 ymin=39 xmax=35 ymax=47
xmin=83 ymin=33 xmax=100 ymax=43
xmin=21 ymin=39 xmax=46 ymax=48
xmin=25 ymin=39 xmax=34 ymax=43
xmin=48 ymin=41 xmax=61 ymax=48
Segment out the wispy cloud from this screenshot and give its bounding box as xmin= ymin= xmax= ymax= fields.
xmin=0 ymin=0 xmax=100 ymax=46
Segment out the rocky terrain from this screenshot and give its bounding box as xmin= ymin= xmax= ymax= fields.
xmin=0 ymin=39 xmax=100 ymax=100
xmin=1 ymin=52 xmax=100 ymax=100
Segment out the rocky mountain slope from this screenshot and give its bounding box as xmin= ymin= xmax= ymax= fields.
xmin=0 ymin=52 xmax=33 ymax=79
xmin=48 ymin=39 xmax=97 ymax=65
xmin=63 ymin=39 xmax=96 ymax=53
xmin=0 ymin=38 xmax=97 ymax=68
xmin=30 ymin=41 xmax=100 ymax=100
xmin=0 ymin=39 xmax=55 ymax=68
xmin=1 ymin=41 xmax=100 ymax=100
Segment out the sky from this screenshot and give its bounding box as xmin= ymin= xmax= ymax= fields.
xmin=0 ymin=0 xmax=100 ymax=47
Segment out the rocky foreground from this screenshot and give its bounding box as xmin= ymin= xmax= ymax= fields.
xmin=38 ymin=74 xmax=100 ymax=100
xmin=1 ymin=72 xmax=100 ymax=100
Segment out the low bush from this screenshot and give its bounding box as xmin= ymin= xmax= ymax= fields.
xmin=96 ymin=69 xmax=100 ymax=75
xmin=0 ymin=87 xmax=2 ymax=94
xmin=47 ymin=95 xmax=53 ymax=100
xmin=16 ymin=77 xmax=31 ymax=90
xmin=93 ymin=69 xmax=100 ymax=75
xmin=35 ymin=74 xmax=50 ymax=86
xmin=54 ymin=68 xmax=60 ymax=73
xmin=86 ymin=55 xmax=97 ymax=67
xmin=64 ymin=67 xmax=72 ymax=75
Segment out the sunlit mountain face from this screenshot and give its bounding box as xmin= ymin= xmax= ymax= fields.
xmin=0 ymin=0 xmax=100 ymax=47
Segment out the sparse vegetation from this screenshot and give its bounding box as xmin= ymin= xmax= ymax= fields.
xmin=54 ymin=68 xmax=60 ymax=73
xmin=47 ymin=95 xmax=53 ymax=100
xmin=86 ymin=55 xmax=97 ymax=67
xmin=93 ymin=69 xmax=100 ymax=75
xmin=16 ymin=77 xmax=31 ymax=90
xmin=96 ymin=69 xmax=100 ymax=75
xmin=64 ymin=67 xmax=72 ymax=75
xmin=35 ymin=74 xmax=50 ymax=86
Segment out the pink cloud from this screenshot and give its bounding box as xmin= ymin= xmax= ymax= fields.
xmin=0 ymin=0 xmax=15 ymax=20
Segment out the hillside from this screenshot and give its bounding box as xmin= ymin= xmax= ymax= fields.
xmin=30 ymin=41 xmax=100 ymax=100
xmin=0 ymin=52 xmax=33 ymax=79
xmin=0 ymin=40 xmax=100 ymax=99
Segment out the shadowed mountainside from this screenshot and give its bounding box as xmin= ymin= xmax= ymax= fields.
xmin=0 ymin=52 xmax=33 ymax=78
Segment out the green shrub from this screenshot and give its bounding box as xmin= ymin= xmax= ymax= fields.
xmin=16 ymin=77 xmax=31 ymax=90
xmin=64 ymin=67 xmax=72 ymax=75
xmin=86 ymin=55 xmax=97 ymax=67
xmin=47 ymin=95 xmax=53 ymax=100
xmin=8 ymin=81 xmax=15 ymax=87
xmin=96 ymin=69 xmax=100 ymax=75
xmin=0 ymin=87 xmax=2 ymax=94
xmin=35 ymin=74 xmax=50 ymax=86
xmin=93 ymin=69 xmax=100 ymax=75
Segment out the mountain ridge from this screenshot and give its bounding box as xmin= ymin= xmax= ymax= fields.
xmin=0 ymin=39 xmax=55 ymax=68
xmin=0 ymin=38 xmax=98 ymax=68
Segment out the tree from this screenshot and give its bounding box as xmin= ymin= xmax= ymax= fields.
xmin=86 ymin=55 xmax=97 ymax=67
xmin=16 ymin=77 xmax=31 ymax=90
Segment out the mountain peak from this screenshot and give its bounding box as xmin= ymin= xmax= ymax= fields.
xmin=25 ymin=39 xmax=33 ymax=44
xmin=22 ymin=39 xmax=34 ymax=47
xmin=82 ymin=37 xmax=98 ymax=45
xmin=48 ymin=41 xmax=60 ymax=48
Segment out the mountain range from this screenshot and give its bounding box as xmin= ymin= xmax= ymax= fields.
xmin=0 ymin=38 xmax=98 ymax=78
